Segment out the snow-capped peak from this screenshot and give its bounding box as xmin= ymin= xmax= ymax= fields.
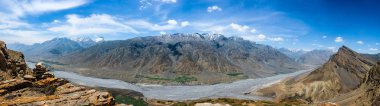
xmin=95 ymin=37 xmax=105 ymax=42
xmin=75 ymin=36 xmax=94 ymax=42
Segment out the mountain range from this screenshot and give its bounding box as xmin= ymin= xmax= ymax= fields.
xmin=278 ymin=48 xmax=334 ymax=65
xmin=55 ymin=33 xmax=303 ymax=84
xmin=8 ymin=37 xmax=104 ymax=62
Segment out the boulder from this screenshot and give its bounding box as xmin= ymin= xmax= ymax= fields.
xmin=0 ymin=41 xmax=7 ymax=71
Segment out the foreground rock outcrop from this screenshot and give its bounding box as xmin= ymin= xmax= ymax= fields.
xmin=0 ymin=40 xmax=115 ymax=105
xmin=254 ymin=46 xmax=375 ymax=103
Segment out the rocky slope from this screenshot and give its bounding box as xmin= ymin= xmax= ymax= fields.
xmin=254 ymin=46 xmax=375 ymax=103
xmin=57 ymin=33 xmax=302 ymax=84
xmin=327 ymin=61 xmax=380 ymax=105
xmin=0 ymin=40 xmax=115 ymax=105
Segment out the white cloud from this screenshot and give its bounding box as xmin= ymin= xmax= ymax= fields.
xmin=335 ymin=37 xmax=343 ymax=43
xmin=159 ymin=0 xmax=177 ymax=3
xmin=269 ymin=37 xmax=284 ymax=42
xmin=207 ymin=5 xmax=222 ymax=12
xmin=312 ymin=44 xmax=324 ymax=47
xmin=322 ymin=36 xmax=327 ymax=39
xmin=159 ymin=31 xmax=167 ymax=35
xmin=126 ymin=19 xmax=182 ymax=31
xmin=0 ymin=0 xmax=90 ymax=44
xmin=327 ymin=46 xmax=337 ymax=51
xmin=94 ymin=37 xmax=105 ymax=42
xmin=240 ymin=34 xmax=265 ymax=42
xmin=356 ymin=41 xmax=364 ymax=44
xmin=230 ymin=23 xmax=249 ymax=32
xmin=167 ymin=19 xmax=178 ymax=25
xmin=0 ymin=0 xmax=89 ymax=30
xmin=0 ymin=0 xmax=89 ymax=18
xmin=240 ymin=34 xmax=284 ymax=42
xmin=53 ymin=20 xmax=60 ymax=23
xmin=48 ymin=14 xmax=139 ymax=36
xmin=180 ymin=21 xmax=190 ymax=27
xmin=369 ymin=48 xmax=378 ymax=51
xmin=0 ymin=16 xmax=30 ymax=29
xmin=257 ymin=34 xmax=266 ymax=40
xmin=250 ymin=28 xmax=257 ymax=33
xmin=0 ymin=29 xmax=53 ymax=44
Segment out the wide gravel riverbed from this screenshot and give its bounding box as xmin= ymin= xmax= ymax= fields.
xmin=51 ymin=68 xmax=314 ymax=101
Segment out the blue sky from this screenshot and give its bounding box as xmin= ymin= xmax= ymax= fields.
xmin=0 ymin=0 xmax=379 ymax=53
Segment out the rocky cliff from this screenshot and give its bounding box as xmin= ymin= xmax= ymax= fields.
xmin=254 ymin=46 xmax=375 ymax=103
xmin=327 ymin=61 xmax=380 ymax=105
xmin=0 ymin=40 xmax=115 ymax=105
xmin=57 ymin=33 xmax=302 ymax=84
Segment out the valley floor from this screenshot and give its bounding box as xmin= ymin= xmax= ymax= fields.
xmin=50 ymin=67 xmax=316 ymax=101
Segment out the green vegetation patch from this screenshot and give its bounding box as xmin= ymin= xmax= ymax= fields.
xmin=226 ymin=72 xmax=244 ymax=76
xmin=115 ymin=95 xmax=148 ymax=106
xmin=143 ymin=75 xmax=197 ymax=84
xmin=174 ymin=76 xmax=197 ymax=84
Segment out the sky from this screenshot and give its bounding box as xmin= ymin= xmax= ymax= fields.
xmin=0 ymin=0 xmax=379 ymax=53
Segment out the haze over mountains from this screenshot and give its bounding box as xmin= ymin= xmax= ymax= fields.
xmin=278 ymin=48 xmax=334 ymax=65
xmin=8 ymin=37 xmax=104 ymax=61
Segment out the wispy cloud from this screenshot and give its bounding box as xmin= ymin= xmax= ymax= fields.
xmin=207 ymin=5 xmax=222 ymax=12
xmin=369 ymin=48 xmax=378 ymax=51
xmin=125 ymin=19 xmax=189 ymax=31
xmin=48 ymin=14 xmax=139 ymax=36
xmin=356 ymin=41 xmax=364 ymax=44
xmin=230 ymin=23 xmax=249 ymax=32
xmin=0 ymin=0 xmax=90 ymax=44
xmin=335 ymin=37 xmax=343 ymax=43
xmin=322 ymin=36 xmax=327 ymax=39
xmin=180 ymin=21 xmax=190 ymax=27
xmin=0 ymin=0 xmax=89 ymax=18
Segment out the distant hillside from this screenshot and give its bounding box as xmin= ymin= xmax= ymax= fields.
xmin=8 ymin=37 xmax=102 ymax=62
xmin=255 ymin=46 xmax=375 ymax=103
xmin=278 ymin=48 xmax=333 ymax=65
xmin=57 ymin=33 xmax=303 ymax=84
xmin=296 ymin=50 xmax=334 ymax=65
xmin=361 ymin=53 xmax=380 ymax=63
xmin=278 ymin=48 xmax=307 ymax=59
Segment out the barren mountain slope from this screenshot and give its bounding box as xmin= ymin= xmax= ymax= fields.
xmin=254 ymin=46 xmax=375 ymax=103
xmin=328 ymin=61 xmax=380 ymax=105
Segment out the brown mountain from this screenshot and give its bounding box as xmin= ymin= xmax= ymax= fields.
xmin=328 ymin=61 xmax=380 ymax=105
xmin=56 ymin=33 xmax=302 ymax=84
xmin=254 ymin=46 xmax=376 ymax=103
